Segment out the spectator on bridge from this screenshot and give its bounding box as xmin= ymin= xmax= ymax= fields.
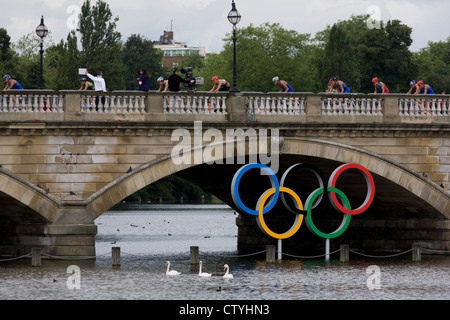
xmin=328 ymin=77 xmax=351 ymax=93
xmin=372 ymin=77 xmax=390 ymax=94
xmin=210 ymin=76 xmax=230 ymax=93
xmin=168 ymin=68 xmax=193 ymax=92
xmin=414 ymin=81 xmax=435 ymax=95
xmin=3 ymin=75 xmax=23 ymax=104
xmin=137 ymin=69 xmax=150 ymax=92
xmin=85 ymin=70 xmax=107 ymax=111
xmin=272 ymin=77 xmax=294 ymax=93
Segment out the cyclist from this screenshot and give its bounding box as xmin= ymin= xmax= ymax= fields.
xmin=156 ymin=77 xmax=169 ymax=93
xmin=79 ymin=77 xmax=95 ymax=91
xmin=3 ymin=75 xmax=23 ymax=104
xmin=406 ymin=80 xmax=417 ymax=94
xmin=210 ymin=76 xmax=230 ymax=93
xmin=272 ymin=76 xmax=293 ymax=93
xmin=414 ymin=80 xmax=435 ymax=95
xmin=3 ymin=75 xmax=23 ymax=90
xmin=329 ymin=77 xmax=350 ymax=93
xmin=372 ymin=77 xmax=389 ymax=94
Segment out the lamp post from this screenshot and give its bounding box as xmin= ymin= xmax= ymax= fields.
xmin=227 ymin=0 xmax=241 ymax=93
xmin=35 ymin=16 xmax=48 ymax=90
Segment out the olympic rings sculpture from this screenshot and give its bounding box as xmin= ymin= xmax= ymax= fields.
xmin=231 ymin=163 xmax=375 ymax=240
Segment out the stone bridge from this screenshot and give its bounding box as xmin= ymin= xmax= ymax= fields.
xmin=0 ymin=90 xmax=448 ymax=257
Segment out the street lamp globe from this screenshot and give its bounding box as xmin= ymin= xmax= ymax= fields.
xmin=35 ymin=16 xmax=48 ymax=39
xmin=227 ymin=1 xmax=241 ymax=26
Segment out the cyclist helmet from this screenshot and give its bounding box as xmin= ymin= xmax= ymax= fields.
xmin=3 ymin=75 xmax=11 ymax=80
xmin=157 ymin=77 xmax=164 ymax=83
xmin=212 ymin=76 xmax=219 ymax=82
xmin=79 ymin=77 xmax=86 ymax=82
xmin=272 ymin=76 xmax=279 ymax=83
xmin=372 ymin=77 xmax=378 ymax=83
xmin=417 ymin=80 xmax=424 ymax=86
xmin=410 ymin=80 xmax=416 ymax=86
xmin=329 ymin=77 xmax=337 ymax=82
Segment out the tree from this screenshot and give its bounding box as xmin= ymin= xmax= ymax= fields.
xmin=383 ymin=20 xmax=417 ymax=92
xmin=122 ymin=34 xmax=164 ymax=90
xmin=0 ymin=28 xmax=17 ymax=78
xmin=320 ymin=24 xmax=354 ymax=90
xmin=414 ymin=37 xmax=450 ymax=93
xmin=45 ymin=31 xmax=80 ymax=90
xmin=12 ymin=32 xmax=54 ymax=89
xmin=75 ymin=0 xmax=125 ymax=90
xmin=202 ymin=23 xmax=314 ymax=93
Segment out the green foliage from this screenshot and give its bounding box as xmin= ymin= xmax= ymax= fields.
xmin=122 ymin=34 xmax=164 ymax=90
xmin=5 ymin=9 xmax=449 ymax=95
xmin=0 ymin=28 xmax=17 ymax=81
xmin=414 ymin=37 xmax=450 ymax=93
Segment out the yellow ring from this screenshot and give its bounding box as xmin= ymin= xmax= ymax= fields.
xmin=258 ymin=187 xmax=304 ymax=240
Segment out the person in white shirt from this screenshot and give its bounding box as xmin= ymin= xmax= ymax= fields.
xmin=85 ymin=70 xmax=106 ymax=111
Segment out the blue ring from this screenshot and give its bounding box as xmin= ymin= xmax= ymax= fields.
xmin=231 ymin=163 xmax=279 ymax=216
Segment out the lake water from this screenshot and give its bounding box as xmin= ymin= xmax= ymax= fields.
xmin=0 ymin=204 xmax=449 ymax=304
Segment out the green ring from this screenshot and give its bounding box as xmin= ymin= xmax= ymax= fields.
xmin=306 ymin=187 xmax=352 ymax=239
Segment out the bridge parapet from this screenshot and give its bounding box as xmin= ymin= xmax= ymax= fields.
xmin=0 ymin=90 xmax=448 ymax=124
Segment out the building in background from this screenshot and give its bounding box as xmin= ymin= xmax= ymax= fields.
xmin=153 ymin=30 xmax=206 ymax=69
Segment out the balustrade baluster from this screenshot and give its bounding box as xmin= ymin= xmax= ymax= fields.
xmin=430 ymin=99 xmax=437 ymax=116
xmin=109 ymin=96 xmax=116 ymax=114
xmin=399 ymin=99 xmax=404 ymax=116
xmin=442 ymin=99 xmax=449 ymax=116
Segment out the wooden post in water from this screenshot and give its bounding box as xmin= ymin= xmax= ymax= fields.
xmin=112 ymin=247 xmax=121 ymax=267
xmin=31 ymin=248 xmax=41 ymax=267
xmin=190 ymin=246 xmax=199 ymax=265
xmin=266 ymin=245 xmax=276 ymax=264
xmin=340 ymin=244 xmax=349 ymax=263
xmin=412 ymin=243 xmax=421 ymax=262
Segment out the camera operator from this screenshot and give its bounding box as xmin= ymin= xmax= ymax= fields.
xmin=168 ymin=68 xmax=193 ymax=92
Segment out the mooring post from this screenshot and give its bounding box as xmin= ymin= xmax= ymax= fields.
xmin=31 ymin=248 xmax=41 ymax=267
xmin=277 ymin=239 xmax=282 ymax=260
xmin=112 ymin=247 xmax=121 ymax=267
xmin=412 ymin=243 xmax=421 ymax=262
xmin=266 ymin=245 xmax=276 ymax=264
xmin=340 ymin=244 xmax=349 ymax=263
xmin=325 ymin=239 xmax=330 ymax=261
xmin=190 ymin=246 xmax=199 ymax=265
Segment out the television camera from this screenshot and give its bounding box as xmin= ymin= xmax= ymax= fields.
xmin=180 ymin=67 xmax=203 ymax=92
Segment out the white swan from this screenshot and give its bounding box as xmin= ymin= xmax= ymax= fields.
xmin=198 ymin=261 xmax=212 ymax=277
xmin=223 ymin=264 xmax=234 ymax=279
xmin=165 ymin=261 xmax=181 ymax=275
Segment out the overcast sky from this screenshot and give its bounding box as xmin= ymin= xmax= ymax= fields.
xmin=1 ymin=0 xmax=449 ymax=53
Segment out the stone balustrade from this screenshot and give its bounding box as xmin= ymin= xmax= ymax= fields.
xmin=0 ymin=90 xmax=448 ymax=123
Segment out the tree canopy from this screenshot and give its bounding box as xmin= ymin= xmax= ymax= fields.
xmin=1 ymin=4 xmax=448 ymax=93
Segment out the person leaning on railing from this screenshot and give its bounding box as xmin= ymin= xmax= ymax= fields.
xmin=414 ymin=80 xmax=435 ymax=95
xmin=372 ymin=77 xmax=390 ymax=94
xmin=3 ymin=75 xmax=23 ymax=104
xmin=328 ymin=77 xmax=351 ymax=93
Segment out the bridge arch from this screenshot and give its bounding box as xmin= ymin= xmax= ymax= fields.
xmin=85 ymin=138 xmax=450 ymax=220
xmin=0 ymin=169 xmax=60 ymax=223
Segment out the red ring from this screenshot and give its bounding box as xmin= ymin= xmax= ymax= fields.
xmin=328 ymin=163 xmax=375 ymax=215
